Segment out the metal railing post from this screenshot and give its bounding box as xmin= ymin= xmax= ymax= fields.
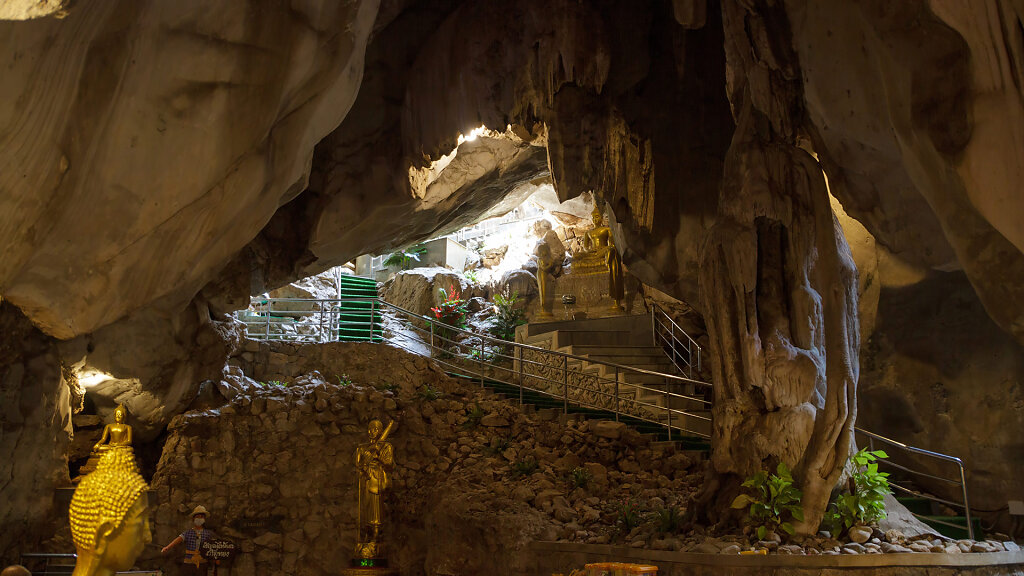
xmin=265 ymin=300 xmax=271 ymax=340
xmin=429 ymin=322 xmax=435 ymax=357
xmin=614 ymin=367 xmax=620 ymax=422
xmin=670 ymin=322 xmax=677 ymax=369
xmin=651 ymin=306 xmax=657 ymax=346
xmin=960 ymin=464 xmax=974 ymax=539
xmin=369 ymin=299 xmax=375 ymax=341
xmin=479 ymin=338 xmax=485 ymax=387
xmin=666 ymin=388 xmax=672 ymax=441
xmin=517 ymin=347 xmax=524 ymax=406
xmin=563 ymin=356 xmax=569 ymax=414
xmin=318 ymin=305 xmax=324 ymax=343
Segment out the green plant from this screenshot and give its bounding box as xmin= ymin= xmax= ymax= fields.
xmin=257 ymin=380 xmax=287 ymax=388
xmin=568 ymin=466 xmax=593 ymax=490
xmin=382 ymin=243 xmax=427 ymax=270
xmin=469 ymin=348 xmax=495 ymax=362
xmin=511 ymin=458 xmax=538 ymax=478
xmin=614 ymin=498 xmax=642 ymax=534
xmin=654 ymin=506 xmax=683 ymax=535
xmin=483 ymin=436 xmax=510 ymax=456
xmin=376 ymin=381 xmax=399 ymax=393
xmin=336 ymin=373 xmax=352 ymax=386
xmin=489 ymin=288 xmax=527 ymax=341
xmin=462 ymin=403 xmax=485 ymax=429
xmin=431 ymin=285 xmax=468 ymax=327
xmin=464 ymin=269 xmax=479 ymax=284
xmin=417 ymin=384 xmax=444 ymax=401
xmin=731 ymin=462 xmax=805 ymax=540
xmin=823 ymin=448 xmax=891 ymax=535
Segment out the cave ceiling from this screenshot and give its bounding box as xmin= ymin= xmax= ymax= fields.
xmin=0 ymin=0 xmax=1022 ymax=346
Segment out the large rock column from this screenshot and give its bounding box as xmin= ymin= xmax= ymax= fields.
xmin=698 ymin=1 xmax=860 ymax=533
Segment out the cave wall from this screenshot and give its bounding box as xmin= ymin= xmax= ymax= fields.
xmin=0 ymin=302 xmax=71 ymax=564
xmin=0 ymin=0 xmax=380 ymax=339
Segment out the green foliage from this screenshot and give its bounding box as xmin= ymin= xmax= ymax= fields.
xmin=376 ymin=382 xmax=399 ymax=393
xmin=462 ymin=403 xmax=485 ymax=429
xmin=614 ymin=498 xmax=642 ymax=534
xmin=336 ymin=373 xmax=352 ymax=386
xmin=464 ymin=269 xmax=479 ymax=284
xmin=823 ymin=449 xmax=891 ymax=535
xmin=489 ymin=288 xmax=527 ymax=341
xmin=382 ymin=243 xmax=427 ymax=270
xmin=482 ymin=436 xmax=510 ymax=457
xmin=511 ymin=458 xmax=539 ymax=478
xmin=469 ymin=348 xmax=495 ymax=362
xmin=654 ymin=506 xmax=683 ymax=535
xmin=568 ymin=466 xmax=593 ymax=490
xmin=730 ymin=462 xmax=805 ymax=540
xmin=257 ymin=380 xmax=288 ymax=388
xmin=417 ymin=384 xmax=444 ymax=401
xmin=431 ymin=285 xmax=469 ymax=330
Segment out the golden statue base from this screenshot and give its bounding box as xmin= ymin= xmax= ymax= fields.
xmin=342 ymin=551 xmax=398 ymax=576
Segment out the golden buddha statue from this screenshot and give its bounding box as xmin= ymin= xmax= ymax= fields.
xmin=75 ymin=404 xmax=134 ymax=483
xmin=69 ymin=446 xmax=151 ymax=576
xmin=354 ymin=419 xmax=394 ymax=560
xmin=572 ymin=205 xmax=625 ymax=310
xmin=95 ymin=404 xmax=133 ymax=451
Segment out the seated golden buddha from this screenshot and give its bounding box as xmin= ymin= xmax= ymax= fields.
xmin=75 ymin=404 xmax=134 ymax=482
xmin=572 ymin=206 xmax=618 ymax=275
xmin=69 ymin=446 xmax=151 ymax=576
xmin=572 ymin=205 xmax=625 ymax=309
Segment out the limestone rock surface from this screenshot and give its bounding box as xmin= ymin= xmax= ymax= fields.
xmin=0 ymin=0 xmax=380 ymax=338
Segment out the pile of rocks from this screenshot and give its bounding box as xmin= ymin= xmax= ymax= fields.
xmin=150 ymin=342 xmax=701 ymax=575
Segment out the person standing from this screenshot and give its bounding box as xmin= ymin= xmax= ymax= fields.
xmin=161 ymin=505 xmax=214 ymax=575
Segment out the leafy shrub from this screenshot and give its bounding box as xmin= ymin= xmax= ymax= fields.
xmin=431 ymin=285 xmax=469 ymax=329
xmin=569 ymin=466 xmax=593 ymax=490
xmin=654 ymin=506 xmax=683 ymax=535
xmin=462 ymin=403 xmax=485 ymax=429
xmin=614 ymin=498 xmax=642 ymax=534
xmin=464 ymin=269 xmax=479 ymax=284
xmin=336 ymin=374 xmax=351 ymax=386
xmin=511 ymin=458 xmax=539 ymax=478
xmin=382 ymin=243 xmax=427 ymax=270
xmin=483 ymin=436 xmax=510 ymax=456
xmin=417 ymin=384 xmax=444 ymax=401
xmin=489 ymin=288 xmax=527 ymax=341
xmin=731 ymin=462 xmax=805 ymax=540
xmin=823 ymin=448 xmax=891 ymax=535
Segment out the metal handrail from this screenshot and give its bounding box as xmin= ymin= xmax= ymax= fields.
xmin=238 ymin=297 xmax=714 ymax=440
xmin=238 ymin=296 xmax=974 ymax=533
xmin=651 ymin=302 xmax=702 ymax=378
xmin=854 ymin=427 xmax=973 ymax=539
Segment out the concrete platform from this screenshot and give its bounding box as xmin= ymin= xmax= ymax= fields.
xmin=527 ymin=542 xmax=1024 ymax=576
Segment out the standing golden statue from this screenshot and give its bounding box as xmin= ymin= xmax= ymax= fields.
xmin=354 ymin=419 xmax=394 ymax=560
xmin=532 ymin=220 xmax=566 ymax=319
xmin=575 ymin=205 xmax=625 ymax=310
xmin=69 ymin=446 xmax=151 ymax=576
xmin=74 ymin=404 xmax=134 ymax=483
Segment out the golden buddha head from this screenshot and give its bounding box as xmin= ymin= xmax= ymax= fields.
xmin=113 ymin=404 xmax=126 ymax=423
xmin=69 ymin=447 xmax=150 ymax=575
xmin=592 ymin=205 xmax=605 ymax=226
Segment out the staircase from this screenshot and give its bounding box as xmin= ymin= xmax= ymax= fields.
xmin=517 ymin=315 xmax=712 ymax=448
xmin=334 ymin=275 xmax=384 ymax=342
xmin=895 ymin=495 xmax=981 ymax=540
xmin=450 ymin=372 xmax=709 ymax=451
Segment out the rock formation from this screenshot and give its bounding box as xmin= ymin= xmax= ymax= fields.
xmin=0 ymin=0 xmax=1023 ymax=551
